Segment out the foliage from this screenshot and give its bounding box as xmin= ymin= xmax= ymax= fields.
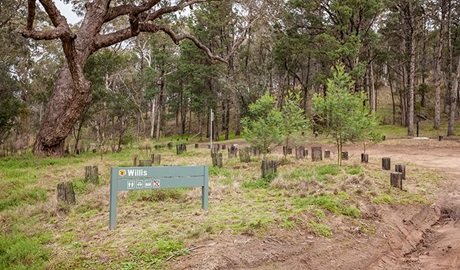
xmin=281 ymin=93 xmax=310 ymax=157
xmin=312 ymin=64 xmax=381 ymax=165
xmin=242 ymin=92 xmax=284 ymax=157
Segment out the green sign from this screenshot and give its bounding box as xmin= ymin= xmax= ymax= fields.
xmin=109 ymin=166 xmax=209 ymax=230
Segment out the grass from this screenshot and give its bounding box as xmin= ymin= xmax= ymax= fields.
xmin=0 ymin=138 xmax=445 ymax=269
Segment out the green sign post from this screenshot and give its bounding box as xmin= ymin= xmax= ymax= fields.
xmin=109 ymin=166 xmax=209 ymax=230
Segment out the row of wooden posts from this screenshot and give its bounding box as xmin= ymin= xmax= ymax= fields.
xmin=57 ymin=165 xmax=100 ymax=207
xmin=382 ymin=157 xmax=406 ymax=190
xmin=57 ymin=146 xmax=408 ymax=207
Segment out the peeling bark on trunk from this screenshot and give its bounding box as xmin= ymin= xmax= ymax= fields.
xmin=33 ymin=65 xmax=91 ymax=156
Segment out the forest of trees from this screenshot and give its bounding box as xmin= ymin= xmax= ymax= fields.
xmin=0 ymin=0 xmax=459 ymax=156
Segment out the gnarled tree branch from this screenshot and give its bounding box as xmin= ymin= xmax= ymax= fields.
xmin=142 ymin=23 xmax=227 ymax=63
xmin=105 ymin=0 xmax=161 ymax=23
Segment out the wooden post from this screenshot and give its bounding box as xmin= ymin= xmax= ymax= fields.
xmin=311 ymin=147 xmax=322 ymax=161
xmin=195 ymin=143 xmax=199 ymax=148
xmin=239 ymin=147 xmax=251 ymax=163
xmin=382 ymin=157 xmax=391 ymax=170
xmin=84 ymin=166 xmax=99 ymax=185
xmin=390 ymin=172 xmax=403 ymax=189
xmin=361 ymin=153 xmax=368 ymax=163
xmin=151 ymin=154 xmax=161 ymax=165
xmin=167 ymin=142 xmax=173 ymax=150
xmin=261 ymin=159 xmax=278 ymax=179
xmin=228 ymin=145 xmax=238 ymax=158
xmin=176 ymin=144 xmax=187 ymax=155
xmin=324 ymin=150 xmax=331 ymax=159
xmin=438 ymin=136 xmax=443 ymax=141
xmin=395 ymin=164 xmax=406 ymax=180
xmin=57 ymin=182 xmax=76 ymax=205
xmin=296 ymin=146 xmax=306 ymax=159
xmin=217 ymin=153 xmax=223 ymax=168
xmin=341 ymin=151 xmax=348 ymax=160
xmin=133 ymin=155 xmax=138 ymax=167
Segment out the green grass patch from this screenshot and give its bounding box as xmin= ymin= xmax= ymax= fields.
xmin=242 ymin=178 xmax=271 ymax=189
xmin=294 ymin=195 xmax=361 ymax=218
xmin=309 ymin=221 xmax=333 ymax=237
xmin=0 ymin=233 xmax=50 ymax=270
xmin=0 ymin=184 xmax=47 ymax=211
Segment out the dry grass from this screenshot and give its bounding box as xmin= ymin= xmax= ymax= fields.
xmin=0 ymin=141 xmax=445 ymax=269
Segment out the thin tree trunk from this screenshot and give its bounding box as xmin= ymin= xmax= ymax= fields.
xmin=447 ymin=57 xmax=459 ymax=136
xmin=408 ymin=28 xmax=416 ymax=136
xmin=433 ymin=2 xmax=445 ymax=130
xmin=389 ymin=71 xmax=397 ymax=125
xmin=150 ymin=97 xmax=156 ymax=139
xmin=369 ymin=62 xmax=376 ymax=114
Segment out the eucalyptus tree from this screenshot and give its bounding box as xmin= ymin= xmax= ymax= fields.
xmin=312 ymin=65 xmax=380 ymax=166
xmin=21 ymin=0 xmax=229 ymax=156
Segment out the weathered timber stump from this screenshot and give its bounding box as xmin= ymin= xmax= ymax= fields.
xmin=311 ymin=147 xmax=322 ymax=161
xmin=176 ymin=144 xmax=187 ymax=155
xmin=261 ymin=159 xmax=278 ymax=179
xmin=239 ymin=147 xmax=251 ymax=163
xmin=138 ymin=160 xmax=152 ymax=166
xmin=295 ymin=146 xmax=306 ymax=159
xmin=395 ymin=163 xmax=406 ymax=180
xmin=390 ymin=172 xmax=403 ymax=189
xmin=324 ymin=150 xmax=331 ymax=159
xmin=151 ymin=154 xmax=161 ymax=165
xmin=57 ymin=182 xmax=76 ymax=205
xmin=341 ymin=151 xmax=348 ymax=160
xmin=221 ymin=144 xmax=226 ymax=150
xmin=382 ymin=157 xmax=391 ymax=170
xmin=438 ymin=136 xmax=443 ymax=141
xmin=84 ymin=166 xmax=99 ymax=185
xmin=167 ymin=142 xmax=173 ymax=150
xmin=361 ymin=153 xmax=369 ymax=163
xmin=211 ymin=152 xmax=223 ymax=168
xmin=195 ymin=143 xmax=199 ymax=148
xmin=283 ymin=146 xmax=292 ymax=156
xmin=228 ymin=145 xmax=238 ymax=158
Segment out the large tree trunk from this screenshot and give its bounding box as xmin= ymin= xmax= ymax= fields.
xmin=33 ymin=65 xmax=91 ymax=156
xmin=23 ymin=0 xmax=231 ymax=157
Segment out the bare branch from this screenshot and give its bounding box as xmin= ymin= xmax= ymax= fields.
xmin=105 ymin=0 xmax=161 ymax=23
xmin=94 ymin=28 xmax=138 ymax=51
xmin=23 ymin=0 xmax=75 ymax=41
xmin=39 ymin=0 xmax=69 ymax=27
xmin=147 ymin=0 xmax=207 ymax=21
xmin=227 ymin=19 xmax=254 ymax=60
xmin=21 ymin=27 xmax=72 ymax=40
xmin=141 ymin=24 xmax=227 ymax=63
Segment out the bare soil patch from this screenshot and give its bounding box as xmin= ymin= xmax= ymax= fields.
xmin=169 ymin=139 xmax=460 ymax=270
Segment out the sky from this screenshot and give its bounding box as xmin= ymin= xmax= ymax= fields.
xmin=55 ymin=1 xmax=80 ymax=25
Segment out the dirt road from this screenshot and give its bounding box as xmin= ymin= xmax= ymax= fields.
xmin=170 ymin=139 xmax=460 ymax=270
